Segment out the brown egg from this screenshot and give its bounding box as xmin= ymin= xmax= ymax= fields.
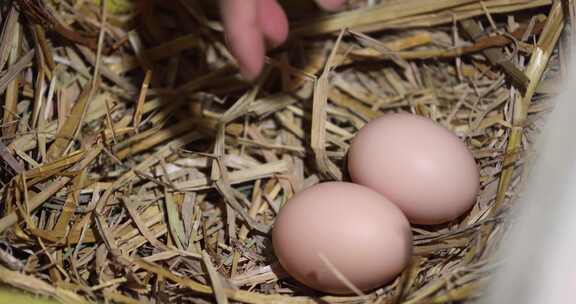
xmin=272 ymin=182 xmax=412 ymax=294
xmin=348 ymin=113 xmax=480 ymax=225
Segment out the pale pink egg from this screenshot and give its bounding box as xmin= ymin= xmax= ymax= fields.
xmin=273 ymin=182 xmax=412 ymax=294
xmin=348 ymin=113 xmax=480 ymax=225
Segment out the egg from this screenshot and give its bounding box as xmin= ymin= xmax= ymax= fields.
xmin=348 ymin=113 xmax=480 ymax=225
xmin=272 ymin=182 xmax=412 ymax=294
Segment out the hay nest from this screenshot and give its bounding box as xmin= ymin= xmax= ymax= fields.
xmin=0 ymin=0 xmax=568 ymax=303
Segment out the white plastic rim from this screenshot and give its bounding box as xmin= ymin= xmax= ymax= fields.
xmin=483 ymin=53 xmax=576 ymax=302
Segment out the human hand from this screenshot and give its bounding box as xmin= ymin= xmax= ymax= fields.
xmin=219 ymin=0 xmax=345 ymax=81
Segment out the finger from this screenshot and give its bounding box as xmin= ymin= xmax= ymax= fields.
xmin=256 ymin=0 xmax=289 ymax=47
xmin=219 ymin=0 xmax=266 ymax=80
xmin=314 ymin=0 xmax=346 ymax=11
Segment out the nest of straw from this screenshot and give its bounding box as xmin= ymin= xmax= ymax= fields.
xmin=0 ymin=0 xmax=568 ymax=303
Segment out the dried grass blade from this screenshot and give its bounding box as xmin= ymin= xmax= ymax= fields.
xmin=165 ymin=190 xmax=186 ymax=249
xmin=132 ymin=258 xmax=313 ymax=304
xmin=31 ymin=52 xmax=46 ymax=129
xmin=24 ymin=149 xmax=86 ymax=180
xmin=494 ymin=0 xmax=564 ymax=212
xmin=349 ymin=21 xmax=545 ymax=60
xmin=311 ymin=30 xmax=344 ymax=180
xmin=341 ymin=0 xmax=552 ymax=32
xmin=94 ymin=212 xmax=120 ymax=255
xmin=220 ymin=82 xmax=261 ymax=124
xmin=202 ymin=251 xmax=230 ymax=304
xmin=210 ymin=124 xmax=270 ymax=234
xmin=46 ymin=81 xmax=96 ymax=161
xmin=460 ymin=19 xmax=530 ymax=92
xmin=293 ymin=0 xmax=479 ymax=36
xmin=215 ymin=176 xmax=270 ymax=234
xmin=0 ymin=145 xmax=101 ymax=233
xmin=0 ymin=5 xmax=19 ymax=71
xmin=133 ymin=70 xmax=152 ymax=132
xmin=94 ymin=132 xmax=203 ymax=213
xmin=0 ymin=266 xmax=89 ymax=304
xmin=0 ymin=26 xmax=24 ymax=136
xmin=121 ymin=197 xmax=166 ymax=249
xmin=0 ymin=176 xmax=70 ymax=234
xmin=53 ymin=169 xmax=86 ymax=233
xmin=31 ymin=24 xmax=55 ymax=70
xmin=175 ymin=159 xmax=290 ymax=191
xmin=115 ymin=124 xmax=205 ymax=160
xmin=143 ymin=34 xmax=199 ymax=61
xmin=77 ymin=46 xmax=137 ymax=92
xmin=0 ymin=140 xmax=24 ymax=173
xmin=0 ymin=49 xmax=33 ymax=96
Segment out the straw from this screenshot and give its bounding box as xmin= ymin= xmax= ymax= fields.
xmin=0 ymin=0 xmax=564 ymax=303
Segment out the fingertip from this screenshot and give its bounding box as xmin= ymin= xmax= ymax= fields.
xmin=229 ymin=32 xmax=266 ymax=82
xmin=239 ymin=54 xmax=265 ymax=81
xmin=257 ymin=0 xmax=289 ymax=48
xmin=314 ymin=0 xmax=346 ymax=11
xmin=219 ymin=0 xmax=266 ymax=81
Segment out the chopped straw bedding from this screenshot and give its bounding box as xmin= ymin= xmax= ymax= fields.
xmin=0 ymin=0 xmax=569 ymax=303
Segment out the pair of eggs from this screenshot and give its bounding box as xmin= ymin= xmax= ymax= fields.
xmin=273 ymin=114 xmax=480 ymax=294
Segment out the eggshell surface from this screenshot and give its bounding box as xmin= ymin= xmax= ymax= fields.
xmin=348 ymin=113 xmax=480 ymax=225
xmin=272 ymin=182 xmax=412 ymax=294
